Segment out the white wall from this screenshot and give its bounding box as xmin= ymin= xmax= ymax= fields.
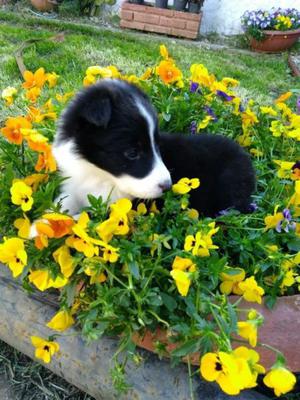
xmin=114 ymin=0 xmax=300 ymax=35
xmin=200 ymin=0 xmax=300 ymax=35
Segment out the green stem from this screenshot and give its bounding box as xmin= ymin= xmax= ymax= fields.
xmin=210 ymin=305 xmax=231 ymax=351
xmin=187 ymin=356 xmax=195 ymax=400
xmin=148 ymin=310 xmax=169 ymax=328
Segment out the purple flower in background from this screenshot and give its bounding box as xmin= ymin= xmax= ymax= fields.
xmin=276 ymin=208 xmax=296 ymax=233
xmin=190 ymin=121 xmax=197 ymax=135
xmin=249 ymin=202 xmax=258 ymax=212
xmin=239 ymin=104 xmax=245 ymax=112
xmin=204 ymin=105 xmax=218 ymax=121
xmin=190 ymin=82 xmax=199 ymax=93
xmin=296 ymin=97 xmax=300 ymax=115
xmin=216 ymin=90 xmax=234 ymax=102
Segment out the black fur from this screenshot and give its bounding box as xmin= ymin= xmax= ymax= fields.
xmin=159 ymin=133 xmax=256 ymax=216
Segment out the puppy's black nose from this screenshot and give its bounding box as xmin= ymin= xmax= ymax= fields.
xmin=158 ymin=180 xmax=172 ymax=192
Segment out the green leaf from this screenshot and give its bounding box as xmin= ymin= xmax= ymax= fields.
xmin=128 ymin=261 xmax=140 ymax=279
xmin=161 ymin=292 xmax=177 ymax=312
xmin=171 ymin=338 xmax=200 ymax=357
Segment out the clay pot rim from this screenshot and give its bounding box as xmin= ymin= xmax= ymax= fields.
xmin=259 ymin=28 xmax=300 ymax=36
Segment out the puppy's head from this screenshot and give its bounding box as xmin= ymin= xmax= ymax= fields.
xmin=56 ymin=79 xmax=171 ymax=199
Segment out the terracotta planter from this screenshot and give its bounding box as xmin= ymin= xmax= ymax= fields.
xmin=133 ymin=295 xmax=300 ymax=371
xmin=30 ymin=0 xmax=56 ymax=12
xmin=250 ymin=29 xmax=300 ymax=53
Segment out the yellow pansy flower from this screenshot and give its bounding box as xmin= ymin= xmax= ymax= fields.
xmin=25 ymin=87 xmax=41 ymax=103
xmin=1 ymin=86 xmax=17 ymax=106
xmin=172 ymin=255 xmax=196 ymax=272
xmin=85 ymin=265 xmax=107 ymax=284
xmin=200 ymin=351 xmax=252 ymax=395
xmin=14 ymin=215 xmax=31 ymax=239
xmin=264 ymin=206 xmax=284 ymax=231
xmin=221 ymin=77 xmax=239 ymax=87
xmin=28 ymin=269 xmax=68 ymax=291
xmin=260 ymin=106 xmax=277 ymax=116
xmin=42 ymin=213 xmax=74 ymax=238
xmin=263 ymin=366 xmax=296 ymax=397
xmin=190 ymin=64 xmax=215 ymax=88
xmin=22 ymin=68 xmax=47 ymax=89
xmin=172 ymin=177 xmax=200 ymax=194
xmin=233 ymin=346 xmax=265 ymax=387
xmin=31 ymin=336 xmax=60 ymax=364
xmin=102 ymin=244 xmax=119 ymax=263
xmin=55 ymin=91 xmax=74 ymax=103
xmin=46 ymin=72 xmax=59 ymax=88
xmin=10 ymin=181 xmax=33 ymax=212
xmin=198 ymin=115 xmax=213 ymax=130
xmin=184 ymin=225 xmax=219 ymax=257
xmin=170 ymin=269 xmax=191 ymax=296
xmin=238 ymin=276 xmax=265 ymax=304
xmin=53 ymin=245 xmax=75 ymax=278
xmin=237 ymin=320 xmax=258 ymax=347
xmin=0 ymin=237 xmax=27 ymax=278
xmin=273 ymin=160 xmax=295 ymax=179
xmin=159 ymin=44 xmax=170 ymax=60
xmin=275 ymin=91 xmax=292 ymax=104
xmin=46 ymin=310 xmax=75 ymax=332
xmin=1 ymin=116 xmax=32 ymax=145
xmin=220 ymin=267 xmax=245 ymax=295
xmin=156 ymin=60 xmax=182 ymax=85
xmin=270 ymin=120 xmax=286 ymax=137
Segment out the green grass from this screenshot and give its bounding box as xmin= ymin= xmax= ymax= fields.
xmin=0 ymin=10 xmax=299 ymax=106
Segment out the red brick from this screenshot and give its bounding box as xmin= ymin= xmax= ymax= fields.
xmin=186 ymin=20 xmax=199 ymax=31
xmin=171 ymin=28 xmax=197 ymax=39
xmin=144 ymin=24 xmax=171 ymax=35
xmin=122 ymin=2 xmax=150 ymax=12
xmin=159 ymin=16 xmax=172 ymax=27
xmin=160 ymin=16 xmax=186 ymax=29
xmin=149 ymin=7 xmax=174 ymax=17
xmin=120 ymin=19 xmax=145 ymax=31
xmin=134 ymin=12 xmax=160 ymax=24
xmin=173 ymin=9 xmax=201 ymax=21
xmin=121 ymin=10 xmax=133 ymax=20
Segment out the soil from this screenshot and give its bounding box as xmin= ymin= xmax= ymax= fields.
xmin=0 ymin=377 xmax=16 ymax=400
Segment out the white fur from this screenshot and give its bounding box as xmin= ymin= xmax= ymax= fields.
xmin=53 ymin=102 xmax=171 ymax=215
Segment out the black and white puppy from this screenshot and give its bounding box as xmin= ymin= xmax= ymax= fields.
xmin=53 ymin=79 xmax=255 ymax=217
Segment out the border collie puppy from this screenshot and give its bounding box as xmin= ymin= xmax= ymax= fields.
xmin=53 ymin=79 xmax=255 ymax=217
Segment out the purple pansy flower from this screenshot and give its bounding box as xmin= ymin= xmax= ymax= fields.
xmin=190 ymin=121 xmax=197 ymax=135
xmin=296 ymin=97 xmax=300 ymax=115
xmin=276 ymin=208 xmax=296 ymax=233
xmin=190 ymin=82 xmax=199 ymax=93
xmin=216 ymin=90 xmax=234 ymax=102
xmin=204 ymin=106 xmax=218 ymax=121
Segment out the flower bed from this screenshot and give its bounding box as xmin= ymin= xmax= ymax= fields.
xmin=0 ymin=45 xmax=300 ymax=398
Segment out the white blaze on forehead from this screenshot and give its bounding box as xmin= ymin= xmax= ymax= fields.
xmin=108 ymin=99 xmax=172 ymax=199
xmin=135 ymin=101 xmax=157 ymax=155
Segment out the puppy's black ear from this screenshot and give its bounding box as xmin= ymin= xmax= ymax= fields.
xmin=81 ymin=96 xmax=112 ymax=128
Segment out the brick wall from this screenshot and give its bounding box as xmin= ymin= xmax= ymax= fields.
xmin=120 ymin=2 xmax=202 ymax=40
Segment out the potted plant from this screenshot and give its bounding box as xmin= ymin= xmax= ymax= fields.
xmin=173 ymin=0 xmax=187 ymax=12
xmin=188 ymin=0 xmax=203 ymax=14
xmin=30 ymin=0 xmax=58 ymax=12
xmin=155 ymin=0 xmax=168 ymax=9
xmin=241 ymin=8 xmax=300 ymax=53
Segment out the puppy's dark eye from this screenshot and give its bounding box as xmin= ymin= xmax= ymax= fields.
xmin=124 ymin=149 xmax=140 ymax=160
